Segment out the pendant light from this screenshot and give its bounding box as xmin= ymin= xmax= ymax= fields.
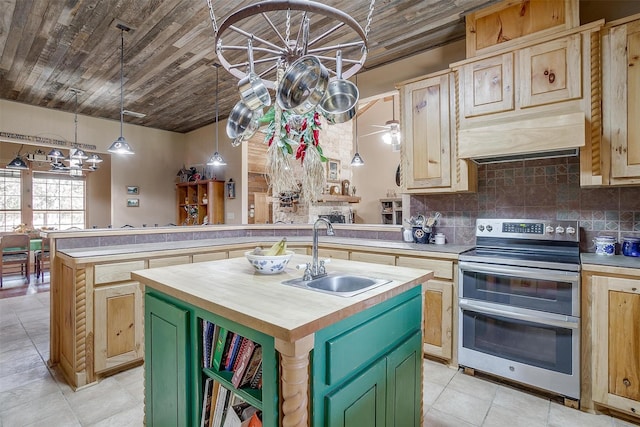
xmin=6 ymin=145 xmax=29 ymax=170
xmin=207 ymin=64 xmax=226 ymax=166
xmin=108 ymin=24 xmax=135 ymax=155
xmin=350 ymin=76 xmax=364 ymax=167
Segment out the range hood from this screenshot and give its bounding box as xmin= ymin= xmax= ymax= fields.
xmin=458 ymin=111 xmax=585 ymax=164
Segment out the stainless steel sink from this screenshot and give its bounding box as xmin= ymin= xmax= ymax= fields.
xmin=282 ymin=274 xmax=391 ymax=297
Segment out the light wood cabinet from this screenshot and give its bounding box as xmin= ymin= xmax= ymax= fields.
xmin=518 ymin=34 xmax=581 ymax=108
xmin=452 ymin=21 xmax=602 ymax=180
xmin=591 ymin=275 xmax=640 ymax=418
xmin=94 ymin=281 xmax=144 ymax=373
xmin=422 ymin=280 xmax=453 ymax=360
xmin=176 ymin=180 xmax=224 ymax=225
xmin=396 ymin=255 xmax=456 ymax=364
xmin=603 ymin=15 xmax=640 ymax=185
xmin=462 ymin=53 xmax=514 ymax=117
xmin=399 ymin=70 xmax=476 ymax=193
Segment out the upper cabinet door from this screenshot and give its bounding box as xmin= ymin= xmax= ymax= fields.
xmin=401 ymin=73 xmax=452 ymax=190
xmin=608 ymin=19 xmax=640 ymax=179
xmin=461 ymin=53 xmax=514 ymax=117
xmin=519 ymin=34 xmax=582 ymax=108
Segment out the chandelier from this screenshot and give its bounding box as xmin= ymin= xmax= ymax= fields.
xmin=48 ymin=88 xmax=103 ymax=176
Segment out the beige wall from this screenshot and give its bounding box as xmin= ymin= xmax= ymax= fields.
xmin=352 ymin=95 xmax=401 ymax=224
xmin=0 ymin=100 xmax=184 ymax=227
xmin=183 ymin=121 xmax=244 ymax=225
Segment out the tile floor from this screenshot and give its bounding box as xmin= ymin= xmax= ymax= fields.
xmin=1 ymin=291 xmax=638 ymax=426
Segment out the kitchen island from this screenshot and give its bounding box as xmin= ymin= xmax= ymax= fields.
xmin=132 ymin=254 xmax=433 ymax=427
xmin=47 ymin=225 xmax=467 ymax=390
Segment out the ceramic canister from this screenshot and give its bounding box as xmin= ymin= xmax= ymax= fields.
xmin=594 ymin=236 xmax=616 ymax=255
xmin=622 ymin=237 xmax=640 ymax=257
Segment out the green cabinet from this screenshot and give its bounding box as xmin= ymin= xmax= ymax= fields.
xmin=324 ymin=332 xmax=422 ymax=427
xmin=313 ymin=287 xmax=423 ymax=427
xmin=145 ymin=293 xmax=190 ymax=427
xmin=325 ymin=357 xmax=387 ymax=426
xmin=144 ymin=286 xmax=423 ymax=427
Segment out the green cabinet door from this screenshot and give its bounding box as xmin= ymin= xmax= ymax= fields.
xmin=145 ymin=293 xmax=190 ymax=427
xmin=386 ymin=331 xmax=422 ymax=427
xmin=325 ymin=357 xmax=387 ymax=427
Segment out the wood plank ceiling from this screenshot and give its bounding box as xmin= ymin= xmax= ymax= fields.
xmin=0 ymin=0 xmax=499 ymax=134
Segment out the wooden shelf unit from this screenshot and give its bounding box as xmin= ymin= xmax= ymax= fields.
xmin=176 ymin=180 xmax=224 ymax=225
xmin=380 ymin=198 xmax=402 ymax=225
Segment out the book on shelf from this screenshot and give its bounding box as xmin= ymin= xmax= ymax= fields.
xmin=209 ymin=324 xmax=220 ymax=369
xmin=211 ymin=384 xmax=231 ymax=427
xmin=249 ymin=361 xmax=263 ymax=390
xmin=212 ymin=327 xmax=231 ymax=371
xmin=231 ymin=337 xmax=249 ymax=372
xmin=231 ymin=339 xmax=256 ymax=388
xmin=239 ymin=345 xmax=262 ymax=389
xmin=222 ymin=393 xmax=261 ymax=427
xmin=202 ymin=321 xmax=215 ymax=369
xmin=208 ymin=381 xmax=221 ymax=427
xmin=200 ymin=378 xmax=214 ymax=427
xmin=224 ymin=333 xmax=243 ymax=371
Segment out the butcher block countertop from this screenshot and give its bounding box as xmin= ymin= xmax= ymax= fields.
xmin=56 ymin=236 xmax=471 ymax=264
xmin=132 ymin=254 xmax=433 ymax=343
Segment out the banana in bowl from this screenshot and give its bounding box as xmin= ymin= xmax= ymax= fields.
xmin=245 ymin=238 xmax=293 ymax=274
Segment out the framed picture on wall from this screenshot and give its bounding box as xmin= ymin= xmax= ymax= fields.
xmin=326 ymin=158 xmax=340 ymax=183
xmin=127 ymin=198 xmax=139 ymax=207
xmin=126 ymin=186 xmax=139 ymax=195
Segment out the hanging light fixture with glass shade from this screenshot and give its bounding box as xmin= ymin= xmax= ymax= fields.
xmin=108 ymin=23 xmax=135 ymax=155
xmin=381 ymin=95 xmax=401 ymax=151
xmin=6 ymin=145 xmax=29 ymax=170
xmin=207 ymin=64 xmax=226 ymax=167
xmin=351 ymin=76 xmax=364 ymax=167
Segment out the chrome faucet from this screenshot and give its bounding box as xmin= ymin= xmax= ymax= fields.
xmin=302 ymin=217 xmax=335 ymax=280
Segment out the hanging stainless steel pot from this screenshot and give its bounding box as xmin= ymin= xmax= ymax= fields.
xmin=318 ymin=50 xmax=359 ymax=124
xmin=276 ymin=55 xmax=329 ymax=115
xmin=238 ymin=38 xmax=271 ymax=111
xmin=226 ymin=101 xmax=255 ymax=139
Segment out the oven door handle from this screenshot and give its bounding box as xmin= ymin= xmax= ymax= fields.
xmin=459 ymin=261 xmax=579 ymax=283
xmin=459 ymin=299 xmax=579 ymax=329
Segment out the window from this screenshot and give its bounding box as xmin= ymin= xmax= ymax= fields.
xmin=32 ymin=173 xmax=85 ymax=230
xmin=0 ymin=169 xmax=22 ymax=232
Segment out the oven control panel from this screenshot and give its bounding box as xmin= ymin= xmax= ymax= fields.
xmin=476 ymin=219 xmax=579 ymax=241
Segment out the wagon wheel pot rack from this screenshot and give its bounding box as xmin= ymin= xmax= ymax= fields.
xmin=205 ymin=0 xmax=375 ymax=124
xmin=205 ymin=0 xmax=377 ymax=201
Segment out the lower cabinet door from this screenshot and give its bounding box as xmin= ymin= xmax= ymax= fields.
xmin=386 ymin=331 xmax=422 ymax=427
xmin=94 ymin=281 xmax=143 ymax=372
xmin=145 ymin=293 xmax=190 ymax=427
xmin=325 ymin=357 xmax=387 ymax=427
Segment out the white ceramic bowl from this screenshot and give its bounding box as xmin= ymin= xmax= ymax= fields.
xmin=244 ymin=250 xmax=294 ymax=274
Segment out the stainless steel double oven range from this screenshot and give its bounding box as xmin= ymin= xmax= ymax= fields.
xmin=458 ymin=219 xmax=581 ymax=401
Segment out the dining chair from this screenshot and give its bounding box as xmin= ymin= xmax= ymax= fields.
xmin=35 ymin=237 xmax=50 ymax=281
xmin=0 ymin=233 xmax=31 ymax=287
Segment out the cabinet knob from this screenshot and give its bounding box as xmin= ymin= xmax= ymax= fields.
xmin=623 ymin=378 xmax=631 ymax=387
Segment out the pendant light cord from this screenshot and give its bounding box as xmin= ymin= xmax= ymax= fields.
xmin=119 ymin=29 xmax=124 ymax=139
xmin=215 ymin=64 xmax=219 ymax=152
xmin=74 ymin=90 xmax=78 ymax=146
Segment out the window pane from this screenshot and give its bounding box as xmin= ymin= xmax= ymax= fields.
xmin=0 ymin=170 xmax=21 ymax=232
xmin=33 ymin=173 xmax=86 ymax=230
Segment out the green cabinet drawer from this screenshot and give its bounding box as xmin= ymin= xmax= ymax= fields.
xmin=323 ymin=293 xmax=421 ymax=386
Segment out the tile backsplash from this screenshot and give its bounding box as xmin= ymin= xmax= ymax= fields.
xmin=409 ymin=157 xmax=640 ymax=252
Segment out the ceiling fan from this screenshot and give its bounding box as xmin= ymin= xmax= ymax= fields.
xmin=358 ymin=96 xmax=401 ymax=150
xmin=361 ymin=119 xmax=400 ymax=151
